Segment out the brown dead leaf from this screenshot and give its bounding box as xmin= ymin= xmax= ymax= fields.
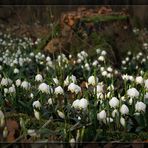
xmin=6 ymin=119 xmax=19 ymax=142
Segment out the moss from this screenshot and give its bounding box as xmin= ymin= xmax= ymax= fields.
xmin=82 ymin=15 xmax=129 ymax=23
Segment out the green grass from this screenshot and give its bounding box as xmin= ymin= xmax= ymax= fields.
xmin=82 ymin=15 xmax=129 ymax=23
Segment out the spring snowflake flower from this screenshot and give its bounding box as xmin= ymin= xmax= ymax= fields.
xmin=48 ymin=98 xmax=53 ymax=105
xmin=135 ymin=76 xmax=143 ymax=85
xmin=112 ymin=109 xmax=119 ymax=118
xmin=109 ymin=97 xmax=119 ymax=108
xmin=38 ymin=83 xmax=52 ymax=94
xmin=15 ymin=79 xmax=21 ymax=87
xmin=72 ymin=99 xmax=80 ymax=109
xmin=144 ymin=79 xmax=148 ymax=89
xmin=68 ymin=83 xmax=81 ymax=94
xmin=107 ymin=67 xmax=113 ymax=73
xmin=72 ymin=98 xmax=88 ymax=110
xmin=34 ymin=109 xmax=40 ymax=120
xmin=53 ymin=78 xmax=59 ymax=85
xmin=127 ymin=88 xmax=139 ymax=98
xmin=13 ymin=68 xmax=19 ymax=74
xmin=1 ymin=78 xmax=10 ymax=86
xmin=102 ymin=71 xmax=107 ymax=76
xmin=97 ymin=110 xmax=106 ymax=121
xmin=21 ymin=81 xmax=31 ymax=90
xmin=8 ymin=86 xmax=16 ymax=93
xmin=54 ymin=86 xmax=64 ymax=95
xmin=98 ymin=56 xmax=105 ymax=62
xmin=135 ymin=101 xmax=146 ymax=112
xmin=103 ymin=117 xmax=113 ymax=124
xmin=64 ymin=75 xmax=77 ymax=86
xmin=57 ymin=110 xmax=65 ymax=119
xmin=33 ymin=100 xmax=41 ymax=109
xmin=79 ymin=98 xmax=88 ymax=110
xmin=0 ymin=110 xmax=5 ymax=127
xmin=95 ymin=84 xmax=104 ymax=93
xmin=88 ymin=76 xmax=98 ymax=86
xmin=69 ymin=138 xmax=76 ymax=148
xmin=35 ymin=74 xmax=43 ymax=82
xmin=120 ymin=104 xmax=129 ymax=115
xmin=120 ymin=117 xmax=126 ymax=127
xmin=101 ymin=50 xmax=107 ymax=56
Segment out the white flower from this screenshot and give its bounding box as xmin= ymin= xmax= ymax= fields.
xmin=13 ymin=68 xmax=19 ymax=74
xmin=21 ymin=81 xmax=31 ymax=90
xmin=53 ymin=78 xmax=59 ymax=85
xmin=64 ymin=75 xmax=77 ymax=86
xmin=15 ymin=79 xmax=21 ymax=87
xmin=101 ymin=50 xmax=107 ymax=56
xmin=48 ymin=98 xmax=53 ymax=105
xmin=109 ymin=97 xmax=119 ymax=108
xmin=135 ymin=101 xmax=146 ymax=112
xmin=38 ymin=83 xmax=52 ymax=94
xmin=120 ymin=104 xmax=129 ymax=115
xmin=144 ymin=79 xmax=148 ymax=89
xmin=107 ymin=67 xmax=113 ymax=72
xmin=102 ymin=71 xmax=107 ymax=76
xmin=30 ymin=93 xmax=34 ymax=98
xmin=57 ymin=110 xmax=65 ymax=119
xmin=72 ymin=99 xmax=80 ymax=109
xmin=54 ymin=86 xmax=64 ymax=95
xmin=3 ymin=126 xmax=8 ymax=138
xmin=33 ymin=100 xmax=41 ymax=109
xmin=144 ymin=92 xmax=148 ymax=99
xmin=79 ymin=98 xmax=88 ymax=110
xmin=120 ymin=117 xmax=126 ymax=127
xmin=8 ymin=86 xmax=16 ymax=93
xmin=129 ymin=98 xmax=133 ymax=105
xmin=112 ymin=109 xmax=119 ymax=118
xmin=88 ymin=76 xmax=98 ymax=86
xmin=103 ymin=117 xmax=113 ymax=124
xmin=4 ymin=88 xmax=9 ymax=94
xmin=0 ymin=110 xmax=5 ymax=127
xmin=69 ymin=138 xmax=76 ymax=148
xmin=35 ymin=74 xmax=43 ymax=82
xmin=127 ymin=88 xmax=139 ymax=98
xmin=68 ymin=83 xmax=81 ymax=94
xmin=135 ymin=76 xmax=143 ymax=84
xmin=1 ymin=78 xmax=9 ymax=86
xmin=95 ymin=84 xmax=103 ymax=93
xmin=27 ymin=129 xmax=37 ymax=137
xmin=97 ymin=110 xmax=106 ymax=121
xmin=98 ymin=56 xmax=105 ymax=61
xmin=34 ymin=109 xmax=40 ymax=120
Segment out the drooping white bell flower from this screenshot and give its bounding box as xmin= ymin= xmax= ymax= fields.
xmin=127 ymin=88 xmax=139 ymax=98
xmin=144 ymin=79 xmax=148 ymax=89
xmin=15 ymin=79 xmax=21 ymax=87
xmin=135 ymin=76 xmax=143 ymax=85
xmin=13 ymin=68 xmax=19 ymax=74
xmin=53 ymin=78 xmax=59 ymax=85
xmin=21 ymin=81 xmax=31 ymax=90
xmin=35 ymin=74 xmax=43 ymax=82
xmin=79 ymin=98 xmax=88 ymax=110
xmin=57 ymin=110 xmax=65 ymax=119
xmin=0 ymin=110 xmax=5 ymax=127
xmin=112 ymin=109 xmax=119 ymax=118
xmin=33 ymin=100 xmax=41 ymax=109
xmin=68 ymin=83 xmax=81 ymax=94
xmin=54 ymin=86 xmax=64 ymax=95
xmin=97 ymin=110 xmax=106 ymax=121
xmin=88 ymin=76 xmax=98 ymax=86
xmin=109 ymin=97 xmax=119 ymax=108
xmin=120 ymin=117 xmax=126 ymax=127
xmin=135 ymin=101 xmax=146 ymax=112
xmin=38 ymin=83 xmax=53 ymax=94
xmin=120 ymin=104 xmax=129 ymax=115
xmin=34 ymin=109 xmax=40 ymax=120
